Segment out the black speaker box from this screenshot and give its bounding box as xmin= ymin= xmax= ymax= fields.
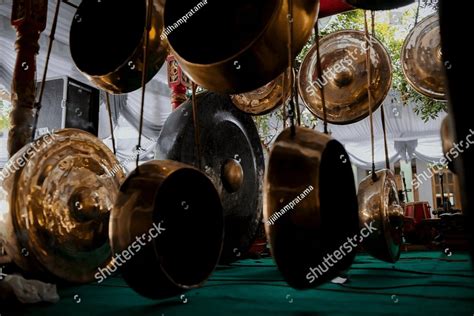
xmin=34 ymin=77 xmax=100 ymax=138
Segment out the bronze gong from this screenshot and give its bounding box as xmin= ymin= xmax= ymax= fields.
xmin=401 ymin=13 xmax=446 ymax=100
xmin=0 ymin=129 xmax=124 ymax=283
xmin=110 ymin=160 xmax=223 ymax=298
xmin=70 ymin=0 xmax=169 ymax=94
xmin=357 ymin=170 xmax=404 ymax=263
xmin=344 ymin=0 xmax=414 ymax=10
xmin=265 ymin=127 xmax=359 ymax=288
xmin=298 ymin=30 xmax=392 ymax=124
xmin=230 ymin=69 xmax=291 ymax=115
xmin=163 ymin=0 xmax=320 ymax=94
xmin=156 ymin=92 xmax=264 ymax=263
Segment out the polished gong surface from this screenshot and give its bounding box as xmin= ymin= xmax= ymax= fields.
xmin=357 ymin=169 xmax=404 ymax=263
xmin=344 ymin=0 xmax=414 ymax=10
xmin=0 ymin=129 xmax=124 ymax=283
xmin=441 ymin=116 xmax=455 ymax=173
xmin=70 ymin=0 xmax=169 ymax=94
xmin=299 ymin=30 xmax=392 ymax=124
xmin=402 ymin=13 xmax=446 ymax=100
xmin=110 ymin=160 xmax=223 ymax=298
xmin=265 ymin=127 xmax=359 ymax=288
xmin=230 ymin=69 xmax=291 ymax=115
xmin=164 ymin=0 xmax=319 ymax=93
xmin=156 ymin=92 xmax=264 ymax=263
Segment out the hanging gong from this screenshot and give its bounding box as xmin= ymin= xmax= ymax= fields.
xmin=344 ymin=0 xmax=414 ymax=10
xmin=298 ymin=30 xmax=392 ymax=124
xmin=357 ymin=169 xmax=404 ymax=263
xmin=110 ymin=160 xmax=223 ymax=298
xmin=441 ymin=116 xmax=455 ymax=173
xmin=156 ymin=92 xmax=264 ymax=263
xmin=0 ymin=129 xmax=124 ymax=283
xmin=265 ymin=127 xmax=359 ymax=288
xmin=70 ymin=0 xmax=169 ymax=94
xmin=401 ymin=13 xmax=446 ymax=100
xmin=163 ymin=0 xmax=319 ymax=94
xmin=230 ymin=69 xmax=291 ymax=115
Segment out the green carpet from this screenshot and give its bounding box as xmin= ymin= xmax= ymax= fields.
xmin=1 ymin=251 xmax=473 ymax=315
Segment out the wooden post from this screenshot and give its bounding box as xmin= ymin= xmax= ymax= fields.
xmin=8 ymin=0 xmax=47 ymax=157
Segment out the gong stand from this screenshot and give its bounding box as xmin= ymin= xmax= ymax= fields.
xmin=8 ymin=0 xmax=48 ymax=157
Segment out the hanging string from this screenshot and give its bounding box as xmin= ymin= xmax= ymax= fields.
xmin=294 ymin=69 xmax=301 ymax=126
xmin=135 ymin=0 xmax=154 ymax=169
xmin=31 ymin=0 xmax=61 ymax=139
xmin=105 ymin=92 xmax=116 ymax=155
xmin=414 ymin=0 xmax=421 ymax=25
xmin=314 ymin=22 xmax=329 ymax=135
xmin=364 ymin=11 xmax=377 ymax=182
xmin=191 ymin=82 xmax=202 ymax=169
xmin=287 ymin=0 xmax=296 ymax=137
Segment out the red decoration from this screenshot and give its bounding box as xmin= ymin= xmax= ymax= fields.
xmin=167 ymin=54 xmax=191 ymax=110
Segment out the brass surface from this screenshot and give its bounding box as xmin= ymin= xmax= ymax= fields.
xmin=70 ymin=0 xmax=169 ymax=94
xmin=298 ymin=30 xmax=392 ymax=124
xmin=357 ymin=169 xmax=404 ymax=263
xmin=344 ymin=0 xmax=414 ymax=10
xmin=164 ymin=0 xmax=319 ymax=94
xmin=264 ymin=126 xmax=359 ymax=288
xmin=402 ymin=13 xmax=446 ymax=100
xmin=110 ymin=160 xmax=223 ymax=298
xmin=221 ymin=158 xmax=244 ymax=193
xmin=441 ymin=116 xmax=455 ymax=173
xmin=230 ymin=69 xmax=291 ymax=115
xmin=0 ymin=129 xmax=124 ymax=283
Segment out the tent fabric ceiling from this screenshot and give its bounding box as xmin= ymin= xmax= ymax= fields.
xmin=317 ymin=91 xmax=447 ymax=169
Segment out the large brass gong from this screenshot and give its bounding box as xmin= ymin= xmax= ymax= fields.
xmin=70 ymin=0 xmax=169 ymax=94
xmin=265 ymin=127 xmax=359 ymax=288
xmin=163 ymin=0 xmax=320 ymax=94
xmin=298 ymin=30 xmax=392 ymax=124
xmin=401 ymin=13 xmax=446 ymax=100
xmin=0 ymin=129 xmax=124 ymax=283
xmin=110 ymin=160 xmax=223 ymax=298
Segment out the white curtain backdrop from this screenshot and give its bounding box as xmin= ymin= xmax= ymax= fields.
xmin=315 ymin=91 xmax=446 ymax=169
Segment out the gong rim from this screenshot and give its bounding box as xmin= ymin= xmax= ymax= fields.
xmin=265 ymin=126 xmax=359 ymax=288
xmin=110 ymin=160 xmax=223 ymax=298
xmin=0 ymin=129 xmax=124 ymax=283
xmin=401 ymin=13 xmax=446 ymax=101
xmin=70 ymin=0 xmax=169 ymax=94
xmin=298 ymin=30 xmax=392 ymax=125
xmin=357 ymin=169 xmax=404 ymax=263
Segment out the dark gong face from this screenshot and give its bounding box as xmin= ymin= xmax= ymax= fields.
xmin=156 ymin=92 xmax=264 ymax=263
xmin=164 ymin=0 xmax=276 ymax=64
xmin=70 ymin=0 xmax=145 ymax=75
